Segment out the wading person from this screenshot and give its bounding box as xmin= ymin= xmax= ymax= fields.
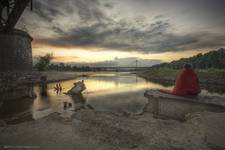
xmin=40 ymin=76 xmax=48 ymax=96
xmin=54 ymin=83 xmax=62 ymax=95
xmin=160 ymin=63 xmax=201 ymax=96
xmin=59 ymin=83 xmax=62 ymax=92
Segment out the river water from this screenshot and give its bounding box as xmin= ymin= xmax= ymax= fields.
xmin=1 ymin=72 xmax=225 ymax=123
xmin=32 ymin=72 xmax=225 ymax=120
xmin=32 ymin=72 xmax=171 ymax=119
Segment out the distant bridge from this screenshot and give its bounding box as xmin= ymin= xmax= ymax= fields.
xmin=94 ymin=59 xmax=151 ymax=71
xmin=91 ymin=67 xmax=150 ymax=72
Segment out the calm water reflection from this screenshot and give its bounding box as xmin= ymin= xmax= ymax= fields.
xmin=32 ymin=72 xmax=225 ymax=120
xmin=1 ymin=72 xmax=225 ymax=123
xmin=32 ymin=72 xmax=172 ymax=119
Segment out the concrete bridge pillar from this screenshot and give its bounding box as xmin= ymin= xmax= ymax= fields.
xmin=0 ymin=29 xmax=33 ymax=71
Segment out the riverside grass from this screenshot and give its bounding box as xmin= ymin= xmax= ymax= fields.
xmin=139 ymin=68 xmax=225 ymax=85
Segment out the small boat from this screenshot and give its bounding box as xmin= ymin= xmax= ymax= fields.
xmin=66 ymin=80 xmax=86 ymax=95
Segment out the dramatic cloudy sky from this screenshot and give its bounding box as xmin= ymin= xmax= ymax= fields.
xmin=17 ymin=0 xmax=225 ymax=66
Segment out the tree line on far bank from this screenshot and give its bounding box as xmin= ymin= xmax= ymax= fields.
xmin=33 ymin=53 xmax=104 ymax=72
xmin=34 ymin=48 xmax=225 ymax=72
xmin=48 ymin=63 xmax=104 ymax=72
xmin=151 ymin=48 xmax=225 ymax=69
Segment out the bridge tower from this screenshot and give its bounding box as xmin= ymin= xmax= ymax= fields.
xmin=0 ymin=0 xmax=33 ymax=71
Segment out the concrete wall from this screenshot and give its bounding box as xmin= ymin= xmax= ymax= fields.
xmin=0 ymin=72 xmax=38 ymax=101
xmin=0 ymin=30 xmax=33 ymax=71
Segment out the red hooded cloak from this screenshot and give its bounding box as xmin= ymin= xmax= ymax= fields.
xmin=160 ymin=68 xmax=201 ymax=96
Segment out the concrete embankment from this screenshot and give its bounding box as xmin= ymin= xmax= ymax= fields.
xmin=0 ymin=72 xmax=38 ymax=100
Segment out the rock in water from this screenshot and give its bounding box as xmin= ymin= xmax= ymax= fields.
xmin=67 ymin=81 xmax=86 ymax=95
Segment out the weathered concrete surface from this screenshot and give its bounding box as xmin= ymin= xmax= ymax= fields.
xmin=145 ymin=89 xmax=225 ymax=107
xmin=0 ymin=72 xmax=38 ymax=101
xmin=0 ymin=29 xmax=33 ymax=72
xmin=1 ymin=109 xmax=225 ymax=150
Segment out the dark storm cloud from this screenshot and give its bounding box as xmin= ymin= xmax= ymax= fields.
xmin=37 ymin=20 xmax=171 ymax=52
xmin=37 ymin=19 xmax=225 ymax=53
xmin=32 ymin=1 xmax=63 ymax=22
xmin=103 ymin=3 xmax=114 ymax=9
xmin=74 ymin=0 xmax=106 ymax=22
xmin=20 ymin=0 xmax=225 ymax=53
xmin=154 ymin=15 xmax=165 ymax=20
xmin=182 ymin=0 xmax=225 ymax=23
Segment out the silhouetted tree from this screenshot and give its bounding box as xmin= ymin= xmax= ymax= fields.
xmin=34 ymin=53 xmax=53 ymax=71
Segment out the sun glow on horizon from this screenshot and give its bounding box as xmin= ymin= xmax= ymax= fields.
xmin=32 ymin=43 xmax=212 ymax=64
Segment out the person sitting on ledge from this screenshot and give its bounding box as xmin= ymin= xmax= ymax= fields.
xmin=160 ymin=63 xmax=201 ymax=96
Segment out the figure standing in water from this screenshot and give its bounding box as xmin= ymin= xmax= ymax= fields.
xmin=40 ymin=76 xmax=48 ymax=96
xmin=59 ymin=83 xmax=62 ymax=92
xmin=160 ymin=63 xmax=201 ymax=96
xmin=54 ymin=83 xmax=62 ymax=95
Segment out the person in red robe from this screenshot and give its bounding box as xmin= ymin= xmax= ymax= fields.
xmin=160 ymin=63 xmax=201 ymax=96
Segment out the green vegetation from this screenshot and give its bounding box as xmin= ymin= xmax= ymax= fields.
xmin=197 ymin=69 xmax=225 ymax=78
xmin=139 ymin=67 xmax=225 ymax=85
xmin=152 ymin=48 xmax=225 ymax=69
xmin=141 ymin=67 xmax=178 ymax=78
xmin=34 ymin=53 xmax=53 ymax=71
xmin=48 ymin=63 xmax=102 ymax=72
xmin=139 ymin=48 xmax=225 ymax=85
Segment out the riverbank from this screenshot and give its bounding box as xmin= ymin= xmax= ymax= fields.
xmin=37 ymin=71 xmax=131 ymax=83
xmin=1 ymin=71 xmax=225 ymax=149
xmin=137 ymin=68 xmax=225 ymax=85
xmin=38 ymin=71 xmax=94 ymax=83
xmin=1 ymin=107 xmax=225 ymax=149
xmin=0 ymin=71 xmax=82 ymax=101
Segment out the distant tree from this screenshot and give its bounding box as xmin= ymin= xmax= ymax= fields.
xmin=150 ymin=48 xmax=225 ymax=69
xmin=34 ymin=53 xmax=53 ymax=71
